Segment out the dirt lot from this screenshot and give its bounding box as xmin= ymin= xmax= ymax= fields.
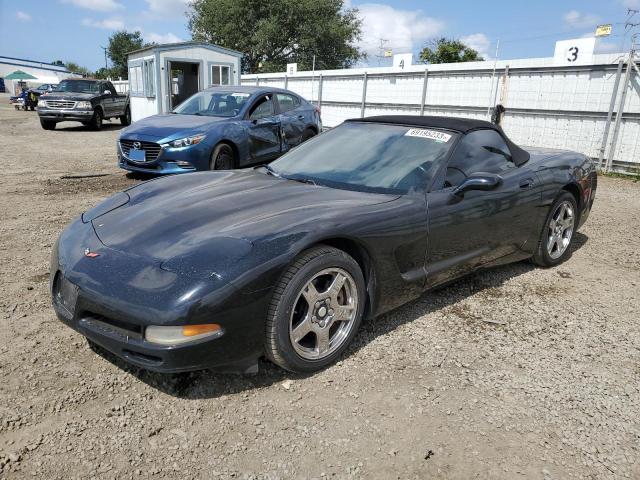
xmin=0 ymin=99 xmax=639 ymax=480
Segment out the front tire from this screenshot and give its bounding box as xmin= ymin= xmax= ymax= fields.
xmin=90 ymin=108 xmax=103 ymax=130
xmin=40 ymin=119 xmax=56 ymax=130
xmin=120 ymin=106 xmax=131 ymax=126
xmin=532 ymin=192 xmax=577 ymax=267
xmin=265 ymin=246 xmax=366 ymax=373
xmin=209 ymin=143 xmax=235 ymax=170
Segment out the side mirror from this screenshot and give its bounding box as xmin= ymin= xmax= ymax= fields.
xmin=453 ymin=172 xmax=502 ymax=196
xmin=103 ymin=90 xmax=111 ymax=95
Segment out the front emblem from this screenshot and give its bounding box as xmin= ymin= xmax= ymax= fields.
xmin=84 ymin=248 xmax=100 ymax=258
xmin=132 ymin=141 xmax=142 ymax=150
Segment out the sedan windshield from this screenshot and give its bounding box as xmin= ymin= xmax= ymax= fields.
xmin=173 ymin=91 xmax=251 ymax=117
xmin=271 ymin=122 xmax=457 ymax=194
xmin=56 ymin=80 xmax=99 ymax=94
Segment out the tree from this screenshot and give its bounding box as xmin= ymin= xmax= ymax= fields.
xmin=64 ymin=61 xmax=92 ymax=76
xmin=188 ymin=0 xmax=363 ymax=73
xmin=93 ymin=67 xmax=120 ymax=79
xmin=107 ymin=30 xmax=146 ymax=79
xmin=419 ymin=38 xmax=484 ymax=64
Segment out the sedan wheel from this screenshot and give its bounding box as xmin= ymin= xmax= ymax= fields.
xmin=265 ymin=245 xmax=366 ymax=372
xmin=210 ymin=144 xmax=235 ymax=170
xmin=532 ymin=192 xmax=578 ymax=267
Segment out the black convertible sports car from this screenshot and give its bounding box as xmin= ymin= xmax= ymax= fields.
xmin=51 ymin=116 xmax=597 ymax=373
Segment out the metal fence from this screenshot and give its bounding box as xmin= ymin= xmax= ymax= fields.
xmin=243 ymin=54 xmax=640 ymax=173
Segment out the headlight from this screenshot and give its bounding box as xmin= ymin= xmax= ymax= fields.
xmin=145 ymin=324 xmax=223 ymax=346
xmin=76 ymin=101 xmax=92 ymax=109
xmin=163 ymin=134 xmax=206 ymax=148
xmin=37 ymin=99 xmax=46 ymax=107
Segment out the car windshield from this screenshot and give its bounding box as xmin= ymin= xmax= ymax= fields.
xmin=56 ymin=80 xmax=99 ymax=94
xmin=270 ymin=122 xmax=457 ymax=194
xmin=173 ymin=91 xmax=251 ymax=117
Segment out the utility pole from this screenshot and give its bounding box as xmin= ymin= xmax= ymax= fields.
xmin=100 ymin=46 xmax=108 ymax=71
xmin=375 ymin=38 xmax=389 ymax=66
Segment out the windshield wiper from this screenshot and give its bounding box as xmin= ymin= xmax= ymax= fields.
xmin=286 ymin=175 xmax=317 ymax=186
xmin=255 ymin=164 xmax=282 ymax=178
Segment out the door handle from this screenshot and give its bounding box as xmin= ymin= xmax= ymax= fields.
xmin=297 ymin=115 xmax=304 ymax=119
xmin=519 ymin=178 xmax=535 ymax=189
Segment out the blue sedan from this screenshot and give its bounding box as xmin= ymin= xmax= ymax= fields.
xmin=117 ymin=86 xmax=322 ymax=174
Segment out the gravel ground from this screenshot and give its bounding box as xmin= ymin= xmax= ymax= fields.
xmin=1 ymin=98 xmax=639 ymax=479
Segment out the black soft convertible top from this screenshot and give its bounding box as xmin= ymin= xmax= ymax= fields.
xmin=347 ymin=115 xmax=530 ymax=166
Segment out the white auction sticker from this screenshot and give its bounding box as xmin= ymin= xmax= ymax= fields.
xmin=404 ymin=128 xmax=452 ymax=142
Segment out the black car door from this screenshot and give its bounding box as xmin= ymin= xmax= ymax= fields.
xmin=425 ymin=129 xmax=541 ymax=287
xmin=246 ymin=94 xmax=282 ymax=162
xmin=276 ymin=93 xmax=305 ymax=146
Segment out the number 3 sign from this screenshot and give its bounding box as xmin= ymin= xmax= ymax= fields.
xmin=554 ymin=38 xmax=595 ymax=65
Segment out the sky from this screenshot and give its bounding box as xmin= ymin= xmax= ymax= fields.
xmin=0 ymin=0 xmax=634 ymax=71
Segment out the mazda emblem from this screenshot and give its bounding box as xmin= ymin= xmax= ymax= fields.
xmin=133 ymin=141 xmax=142 ymax=150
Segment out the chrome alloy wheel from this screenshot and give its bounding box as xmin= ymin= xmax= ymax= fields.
xmin=546 ymin=200 xmax=575 ymax=259
xmin=289 ymin=268 xmax=359 ymax=360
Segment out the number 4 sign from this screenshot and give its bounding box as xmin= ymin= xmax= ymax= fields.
xmin=554 ymin=38 xmax=595 ymax=65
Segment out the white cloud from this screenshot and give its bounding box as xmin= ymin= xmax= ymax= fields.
xmin=460 ymin=33 xmax=491 ymax=59
xmin=623 ymin=0 xmax=640 ymax=8
xmin=356 ymin=3 xmax=444 ymax=57
xmin=81 ymin=17 xmax=125 ymax=29
xmin=144 ymin=0 xmax=190 ymax=16
xmin=16 ymin=11 xmax=32 ymax=21
xmin=62 ymin=0 xmax=123 ymax=11
xmin=145 ymin=32 xmax=183 ymax=44
xmin=564 ymin=10 xmax=600 ymax=29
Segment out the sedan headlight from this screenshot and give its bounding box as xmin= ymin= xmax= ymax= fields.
xmin=163 ymin=134 xmax=206 ymax=148
xmin=145 ymin=324 xmax=223 ymax=346
xmin=76 ymin=101 xmax=92 ymax=109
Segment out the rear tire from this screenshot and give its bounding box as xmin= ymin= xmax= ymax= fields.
xmin=532 ymin=192 xmax=578 ymax=267
xmin=301 ymin=128 xmax=316 ymax=143
xmin=209 ymin=143 xmax=235 ymax=170
xmin=265 ymin=245 xmax=366 ymax=373
xmin=120 ymin=106 xmax=131 ymax=126
xmin=90 ymin=108 xmax=103 ymax=130
xmin=40 ymin=119 xmax=56 ymax=130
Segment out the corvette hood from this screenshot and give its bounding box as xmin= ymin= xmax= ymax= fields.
xmin=91 ymin=171 xmax=397 ymax=264
xmin=120 ymin=113 xmax=230 ymax=140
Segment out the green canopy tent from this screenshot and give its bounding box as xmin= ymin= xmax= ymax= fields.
xmin=4 ymin=70 xmax=38 ymax=94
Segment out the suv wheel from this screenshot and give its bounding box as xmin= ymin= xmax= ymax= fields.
xmin=120 ymin=106 xmax=131 ymax=126
xmin=40 ymin=119 xmax=56 ymax=130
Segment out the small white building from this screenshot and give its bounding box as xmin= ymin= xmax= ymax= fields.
xmin=127 ymin=41 xmax=243 ymax=122
xmin=0 ymin=55 xmax=79 ymax=94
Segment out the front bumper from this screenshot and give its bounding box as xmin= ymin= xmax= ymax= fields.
xmin=50 ymin=219 xmax=267 ymax=373
xmin=117 ymin=140 xmax=209 ymax=175
xmin=38 ymin=107 xmax=93 ymax=122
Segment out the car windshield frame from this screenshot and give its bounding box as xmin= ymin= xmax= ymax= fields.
xmin=56 ymin=80 xmax=100 ymax=94
xmin=269 ymin=121 xmax=459 ymax=195
xmin=172 ymin=90 xmax=253 ymax=117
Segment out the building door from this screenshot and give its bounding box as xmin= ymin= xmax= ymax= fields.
xmin=167 ymin=61 xmax=200 ymax=110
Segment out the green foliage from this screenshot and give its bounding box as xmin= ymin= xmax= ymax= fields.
xmin=93 ymin=67 xmax=120 ymax=79
xmin=188 ymin=0 xmax=363 ymax=73
xmin=64 ymin=61 xmax=92 ymax=76
xmin=419 ymin=38 xmax=484 ymax=64
xmin=107 ymin=30 xmax=146 ymax=79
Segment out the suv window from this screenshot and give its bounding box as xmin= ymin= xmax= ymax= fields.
xmin=444 ymin=129 xmax=514 ymax=188
xmin=249 ymin=94 xmax=275 ymax=120
xmin=276 ymin=93 xmax=299 ymax=113
xmin=105 ymin=82 xmax=117 ymax=96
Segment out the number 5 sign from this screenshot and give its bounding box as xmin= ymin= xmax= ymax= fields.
xmin=554 ymin=38 xmax=595 ymax=65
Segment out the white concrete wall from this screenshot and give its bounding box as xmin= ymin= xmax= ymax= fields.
xmin=242 ymin=53 xmax=639 ymax=171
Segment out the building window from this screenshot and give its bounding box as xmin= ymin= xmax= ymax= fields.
xmin=143 ymin=59 xmax=155 ymax=97
xmin=211 ymin=65 xmax=231 ymax=86
xmin=129 ymin=65 xmax=143 ymax=95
